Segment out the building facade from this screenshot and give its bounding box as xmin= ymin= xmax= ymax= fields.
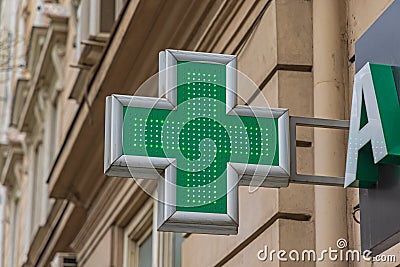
xmin=0 ymin=0 xmax=398 ymax=266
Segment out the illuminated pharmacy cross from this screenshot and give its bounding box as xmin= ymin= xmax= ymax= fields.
xmin=122 ymin=61 xmax=280 ymax=215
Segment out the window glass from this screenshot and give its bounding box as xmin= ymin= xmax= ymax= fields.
xmin=173 ymin=234 xmax=183 ymax=267
xmin=100 ymin=0 xmax=115 ymax=33
xmin=138 ymin=234 xmax=152 ymax=267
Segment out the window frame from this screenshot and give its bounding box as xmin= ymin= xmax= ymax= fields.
xmin=123 ymin=199 xmax=154 ymax=267
xmin=123 ymin=198 xmax=183 ymax=267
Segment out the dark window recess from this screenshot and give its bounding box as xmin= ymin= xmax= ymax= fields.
xmin=100 ymin=0 xmax=116 ymax=33
xmin=63 ymin=255 xmax=77 ymax=267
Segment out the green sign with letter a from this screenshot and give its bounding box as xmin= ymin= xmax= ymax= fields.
xmin=345 ymin=63 xmax=400 ymax=188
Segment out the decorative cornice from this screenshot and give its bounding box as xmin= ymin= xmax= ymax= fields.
xmin=18 ymin=15 xmax=69 ymax=132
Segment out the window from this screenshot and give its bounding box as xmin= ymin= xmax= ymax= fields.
xmin=76 ymin=0 xmax=125 ymax=58
xmin=47 ymin=89 xmax=61 ymax=166
xmin=42 ymin=96 xmax=59 ymax=218
xmin=137 ymin=233 xmax=152 ymax=267
xmin=124 ymin=200 xmax=153 ymax=267
xmin=99 ymin=0 xmax=115 ymax=33
xmin=124 ymin=199 xmax=183 ymax=267
xmin=7 ymin=190 xmax=19 ymax=267
xmin=31 ymin=141 xmax=43 ymax=237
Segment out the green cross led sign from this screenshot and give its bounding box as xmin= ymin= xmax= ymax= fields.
xmin=345 ymin=63 xmax=400 ymax=188
xmin=104 ymin=50 xmax=289 ymax=235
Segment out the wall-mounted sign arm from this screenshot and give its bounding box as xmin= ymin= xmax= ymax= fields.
xmin=289 ymin=116 xmax=349 ymax=187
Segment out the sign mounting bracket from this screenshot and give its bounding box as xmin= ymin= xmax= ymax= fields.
xmin=289 ymin=116 xmax=350 ymax=187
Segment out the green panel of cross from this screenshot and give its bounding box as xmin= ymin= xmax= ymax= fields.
xmin=122 ymin=61 xmax=279 ymax=214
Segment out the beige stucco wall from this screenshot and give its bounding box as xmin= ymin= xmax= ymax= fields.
xmin=81 ymin=228 xmax=113 ymax=267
